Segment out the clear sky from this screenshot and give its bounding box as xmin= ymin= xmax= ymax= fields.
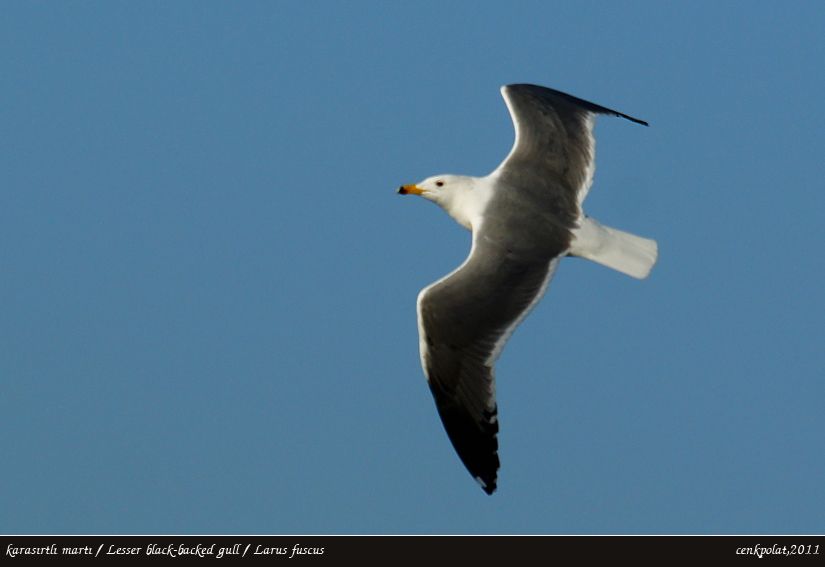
xmin=2 ymin=2 xmax=824 ymax=534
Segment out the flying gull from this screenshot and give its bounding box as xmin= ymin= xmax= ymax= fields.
xmin=398 ymin=84 xmax=657 ymax=494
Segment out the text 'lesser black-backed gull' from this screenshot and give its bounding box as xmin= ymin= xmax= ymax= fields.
xmin=398 ymin=84 xmax=657 ymax=494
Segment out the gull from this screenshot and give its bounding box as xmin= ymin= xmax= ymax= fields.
xmin=398 ymin=84 xmax=657 ymax=494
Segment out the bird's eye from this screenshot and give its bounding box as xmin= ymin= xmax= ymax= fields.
xmin=435 ymin=180 xmax=444 ymax=187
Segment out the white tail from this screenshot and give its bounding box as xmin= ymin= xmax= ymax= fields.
xmin=569 ymin=216 xmax=658 ymax=279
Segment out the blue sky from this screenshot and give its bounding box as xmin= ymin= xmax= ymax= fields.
xmin=2 ymin=2 xmax=824 ymax=534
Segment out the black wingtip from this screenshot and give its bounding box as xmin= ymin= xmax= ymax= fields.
xmin=505 ymin=83 xmax=649 ymax=127
xmin=616 ymin=112 xmax=649 ymax=127
xmin=429 ymin=386 xmax=501 ymax=496
xmin=478 ymin=478 xmax=497 ymax=495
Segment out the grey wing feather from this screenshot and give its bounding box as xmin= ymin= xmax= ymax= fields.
xmin=496 ymin=84 xmax=647 ymax=219
xmin=418 ymin=235 xmax=558 ymax=494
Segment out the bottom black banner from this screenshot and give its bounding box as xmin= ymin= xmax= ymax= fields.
xmin=2 ymin=536 xmax=823 ymax=563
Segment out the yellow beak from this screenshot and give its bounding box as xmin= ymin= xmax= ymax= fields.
xmin=398 ymin=184 xmax=424 ymax=196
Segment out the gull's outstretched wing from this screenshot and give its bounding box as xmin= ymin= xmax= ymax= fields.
xmin=417 ymin=232 xmax=559 ymax=494
xmin=495 ymin=84 xmax=647 ymax=208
